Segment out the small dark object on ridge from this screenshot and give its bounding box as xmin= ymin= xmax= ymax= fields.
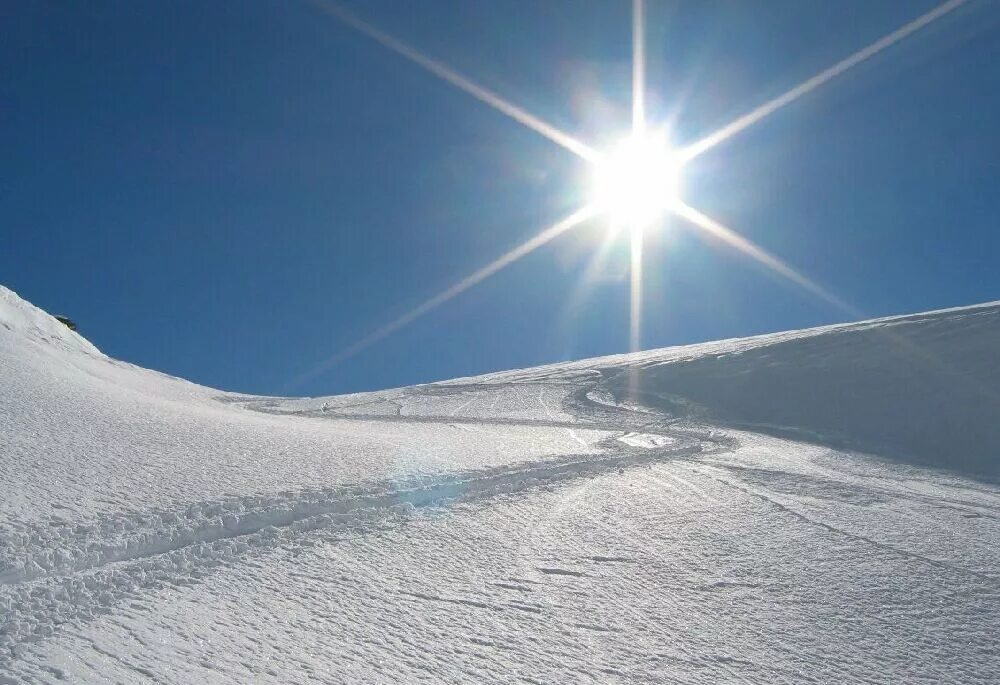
xmin=54 ymin=315 xmax=77 ymax=332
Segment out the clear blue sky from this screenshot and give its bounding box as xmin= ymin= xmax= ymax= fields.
xmin=3 ymin=1 xmax=998 ymax=396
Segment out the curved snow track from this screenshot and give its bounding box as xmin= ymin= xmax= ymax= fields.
xmin=0 ymin=374 xmax=732 ymax=664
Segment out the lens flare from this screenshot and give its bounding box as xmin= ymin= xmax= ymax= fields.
xmin=682 ymin=0 xmax=969 ymax=161
xmin=290 ymin=206 xmax=597 ymax=387
xmin=308 ymin=0 xmax=597 ymax=161
xmin=673 ymin=203 xmax=860 ymax=317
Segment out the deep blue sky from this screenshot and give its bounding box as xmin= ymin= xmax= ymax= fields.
xmin=3 ymin=1 xmax=998 ymax=396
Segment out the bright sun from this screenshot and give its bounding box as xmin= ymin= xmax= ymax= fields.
xmin=591 ymin=132 xmax=684 ymax=230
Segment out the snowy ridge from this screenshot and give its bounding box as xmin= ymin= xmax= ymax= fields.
xmin=464 ymin=299 xmax=1000 ymax=385
xmin=0 ymin=286 xmax=102 ymax=359
xmin=2 ymin=286 xmax=1000 ymax=683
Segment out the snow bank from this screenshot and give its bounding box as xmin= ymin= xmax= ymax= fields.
xmin=609 ymin=304 xmax=1000 ymax=476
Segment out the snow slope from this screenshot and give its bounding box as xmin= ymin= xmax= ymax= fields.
xmin=2 ymin=285 xmax=999 ymax=683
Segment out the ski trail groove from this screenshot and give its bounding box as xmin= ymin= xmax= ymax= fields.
xmin=1 ymin=429 xmax=726 ymax=659
xmin=1 ymin=442 xmax=712 ymax=589
xmin=2 ymin=375 xmax=732 ymax=661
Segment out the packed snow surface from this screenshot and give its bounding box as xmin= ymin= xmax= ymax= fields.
xmin=1 ymin=284 xmax=999 ymax=683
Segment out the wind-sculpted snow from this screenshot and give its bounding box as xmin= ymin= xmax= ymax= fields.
xmin=616 ymin=306 xmax=1000 ymax=476
xmin=2 ymin=285 xmax=999 ymax=683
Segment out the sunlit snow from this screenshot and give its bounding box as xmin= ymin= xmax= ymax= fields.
xmin=1 ymin=285 xmax=998 ymax=683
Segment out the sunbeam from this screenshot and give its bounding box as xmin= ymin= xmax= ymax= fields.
xmin=291 ymin=205 xmax=598 ymax=386
xmin=559 ymin=223 xmax=627 ymax=326
xmin=308 ymin=0 xmax=598 ymax=161
xmin=627 ymin=0 xmax=648 ymax=355
xmin=681 ymin=0 xmax=969 ymax=161
xmin=673 ymin=203 xmax=860 ymax=316
xmin=632 ymin=0 xmax=646 ymax=134
xmin=629 ymin=227 xmax=644 ymax=352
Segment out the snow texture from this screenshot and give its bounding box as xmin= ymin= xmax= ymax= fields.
xmin=1 ymin=284 xmax=998 ymax=683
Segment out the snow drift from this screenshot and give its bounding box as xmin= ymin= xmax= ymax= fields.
xmin=2 ymin=285 xmax=999 ymax=683
xmin=613 ymin=305 xmax=1000 ymax=476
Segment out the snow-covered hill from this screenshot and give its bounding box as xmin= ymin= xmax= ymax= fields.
xmin=2 ymin=285 xmax=998 ymax=683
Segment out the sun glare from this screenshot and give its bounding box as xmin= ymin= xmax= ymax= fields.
xmin=591 ymin=133 xmax=683 ymax=230
xmin=299 ymin=0 xmax=962 ymax=376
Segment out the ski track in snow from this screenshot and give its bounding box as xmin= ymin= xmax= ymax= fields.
xmin=3 ymin=286 xmax=1000 ymax=682
xmin=0 ymin=375 xmax=726 ymax=661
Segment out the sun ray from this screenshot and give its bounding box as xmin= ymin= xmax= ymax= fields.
xmin=632 ymin=0 xmax=646 ymax=134
xmin=307 ymin=0 xmax=598 ymax=161
xmin=627 ymin=0 xmax=648 ymax=356
xmin=681 ymin=0 xmax=969 ymax=161
xmin=673 ymin=203 xmax=860 ymax=316
xmin=290 ymin=205 xmax=597 ymax=386
xmin=629 ymin=227 xmax=644 ymax=352
xmin=558 ymin=224 xmax=626 ymax=337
